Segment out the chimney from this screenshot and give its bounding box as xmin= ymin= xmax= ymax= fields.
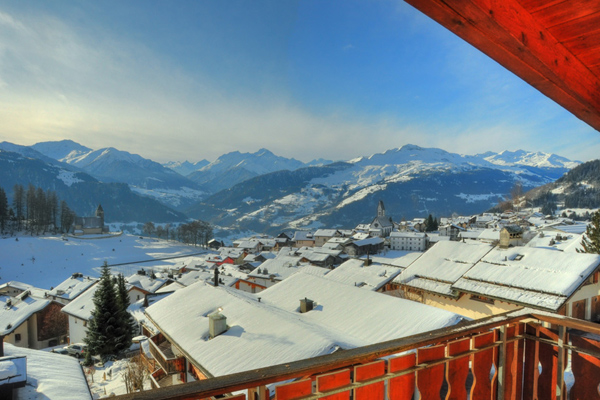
xmin=209 ymin=309 xmax=227 ymax=338
xmin=300 ymin=297 xmax=314 ymax=313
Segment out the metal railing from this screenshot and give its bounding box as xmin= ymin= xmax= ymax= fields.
xmin=113 ymin=309 xmax=600 ymax=399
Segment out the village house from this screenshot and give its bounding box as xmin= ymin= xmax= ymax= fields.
xmin=292 ymin=231 xmax=314 ymax=247
xmin=438 ymin=223 xmax=465 ymax=240
xmin=47 ymin=273 xmax=97 ymax=305
xmin=389 ymin=231 xmax=428 ymax=251
xmin=142 ymin=273 xmax=463 ymax=387
xmin=246 ymin=254 xmax=305 ymax=288
xmin=323 ymin=258 xmax=402 ymax=292
xmin=390 ymin=241 xmax=600 ymax=321
xmin=313 ymin=229 xmax=343 ymax=247
xmin=344 ymin=236 xmax=384 ymax=256
xmin=1 ymin=289 xmax=68 ymax=350
xmin=60 ymin=282 xmax=99 ymax=344
xmin=499 ymin=225 xmax=524 ymax=248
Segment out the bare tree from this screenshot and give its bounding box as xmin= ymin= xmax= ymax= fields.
xmin=122 ymin=355 xmax=148 ymax=393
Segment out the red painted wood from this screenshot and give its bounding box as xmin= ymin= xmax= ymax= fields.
xmin=502 ymin=324 xmax=524 ymax=400
xmin=537 ymin=327 xmax=559 ymax=400
xmin=353 ymin=360 xmax=385 ymax=400
xmin=522 ymin=324 xmax=539 ymax=400
xmin=275 ymin=378 xmax=312 ymax=400
xmin=316 ymin=369 xmax=350 ymax=400
xmin=471 ymin=331 xmax=495 ymax=400
xmin=530 ymin=0 xmax=600 ymax=29
xmin=514 ymin=324 xmax=525 ymax=400
xmin=417 ymin=344 xmax=446 ymax=400
xmin=224 ymin=395 xmax=246 ymax=400
xmin=446 ymin=338 xmax=470 ymax=400
xmin=570 ymin=334 xmax=600 ymax=400
xmin=388 ymin=353 xmax=416 ymax=400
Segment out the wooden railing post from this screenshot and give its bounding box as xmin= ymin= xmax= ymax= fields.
xmin=497 ymin=324 xmax=507 ymax=400
xmin=556 ymin=325 xmax=566 ymax=400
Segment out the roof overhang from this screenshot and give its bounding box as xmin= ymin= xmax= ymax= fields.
xmin=405 ymin=0 xmax=600 ymax=131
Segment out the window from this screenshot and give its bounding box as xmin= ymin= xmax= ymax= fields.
xmin=15 ymin=333 xmax=21 ymax=342
xmin=83 ymin=321 xmax=87 ymax=327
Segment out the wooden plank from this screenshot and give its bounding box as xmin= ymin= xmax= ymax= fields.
xmin=471 ymin=331 xmax=495 ymax=400
xmin=353 ymin=360 xmax=385 ymax=400
xmin=404 ymin=0 xmax=600 ymax=132
xmin=275 ymin=379 xmax=312 ymax=400
xmin=417 ymin=344 xmax=446 ymax=400
xmin=503 ymin=325 xmax=519 ymax=400
xmin=548 ymin=11 xmax=600 ymax=42
xmin=556 ymin=326 xmax=566 ymax=400
xmin=388 ymin=353 xmax=416 ymax=400
xmin=514 ymin=324 xmax=525 ymax=400
xmin=572 ymin=299 xmax=587 ymax=320
xmin=570 ymin=334 xmax=600 ymax=400
xmin=316 ymin=369 xmax=350 ymax=400
xmin=522 ymin=324 xmax=539 ymax=400
xmin=224 ymin=395 xmax=246 ymax=400
xmin=538 ymin=326 xmax=559 ymax=400
xmin=446 ymin=338 xmax=470 ymax=400
xmin=530 ymin=0 xmax=600 ymax=28
xmin=591 ymin=295 xmax=600 ymax=322
xmin=518 ymin=0 xmax=565 ymax=14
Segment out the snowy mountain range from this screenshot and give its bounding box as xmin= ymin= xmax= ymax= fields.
xmin=186 ymin=145 xmax=581 ymax=234
xmin=0 ymin=140 xmax=583 ymax=231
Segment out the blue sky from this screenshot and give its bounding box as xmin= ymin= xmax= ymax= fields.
xmin=0 ymin=0 xmax=598 ymax=163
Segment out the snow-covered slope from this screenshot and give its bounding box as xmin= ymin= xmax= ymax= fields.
xmin=31 ymin=142 xmax=206 ymax=210
xmin=481 ymin=149 xmax=580 ymax=169
xmin=163 ymin=160 xmax=210 ymax=176
xmin=31 ymin=139 xmax=92 ymax=162
xmin=187 ymin=148 xmax=307 ymax=192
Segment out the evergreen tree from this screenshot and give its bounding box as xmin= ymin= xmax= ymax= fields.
xmin=0 ymin=186 xmax=8 ymax=233
xmin=12 ymin=184 xmax=24 ymax=231
xmin=85 ymin=262 xmax=121 ymax=359
xmin=578 ymin=211 xmax=600 ymax=254
xmin=115 ymin=273 xmax=137 ymax=354
xmin=425 ymin=214 xmax=435 ymax=232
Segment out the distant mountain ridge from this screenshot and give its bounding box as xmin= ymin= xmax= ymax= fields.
xmin=186 ymin=145 xmax=580 ymax=234
xmin=0 ymin=149 xmax=186 ymax=223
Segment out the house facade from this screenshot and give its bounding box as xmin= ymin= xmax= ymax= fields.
xmin=389 ymin=231 xmax=428 ymax=251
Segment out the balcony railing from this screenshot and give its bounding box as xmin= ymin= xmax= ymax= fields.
xmin=113 ymin=309 xmax=600 ymax=400
xmin=146 ymin=335 xmax=185 ymax=375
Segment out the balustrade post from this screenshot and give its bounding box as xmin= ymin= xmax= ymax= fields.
xmin=497 ymin=324 xmax=507 ymax=400
xmin=556 ymin=325 xmax=566 ymax=400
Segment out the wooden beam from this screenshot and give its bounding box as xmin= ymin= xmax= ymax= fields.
xmin=404 ymin=0 xmax=600 ymax=132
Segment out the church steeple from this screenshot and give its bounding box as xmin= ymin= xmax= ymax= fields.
xmin=377 ymin=200 xmax=385 ymax=217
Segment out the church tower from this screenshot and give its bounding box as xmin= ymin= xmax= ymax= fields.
xmin=377 ymin=200 xmax=385 ymax=218
xmin=95 ymin=204 xmax=105 ymax=226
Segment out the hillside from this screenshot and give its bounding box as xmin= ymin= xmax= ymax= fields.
xmin=526 ymin=159 xmax=600 ymax=209
xmin=0 ymin=150 xmax=187 ymax=223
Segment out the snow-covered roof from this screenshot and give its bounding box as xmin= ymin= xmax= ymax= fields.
xmin=477 ymin=229 xmax=501 ymax=241
xmin=126 ymin=273 xmax=167 ymax=293
xmin=313 ymin=229 xmax=341 ymax=237
xmin=453 ymin=247 xmax=600 ymax=311
xmin=396 ymin=241 xmax=494 ymax=297
xmin=248 ymin=255 xmax=303 ymax=280
xmin=145 ymin=273 xmax=463 ymax=377
xmin=4 ymin=344 xmax=92 ymax=399
xmin=0 ymin=281 xmax=47 ymax=298
xmin=385 ymin=252 xmax=423 ymax=269
xmin=351 ymin=237 xmax=384 ymax=247
xmin=48 ymin=274 xmax=97 ymax=301
xmin=0 ymin=292 xmax=52 ymax=336
xmin=292 ymin=231 xmax=313 ymax=241
xmin=61 ymin=282 xmax=99 ymax=320
xmin=526 ymin=231 xmax=583 ymax=252
xmin=324 ymin=259 xmax=402 ymax=291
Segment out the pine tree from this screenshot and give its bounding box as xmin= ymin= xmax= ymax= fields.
xmin=578 ymin=211 xmax=600 ymax=254
xmin=85 ymin=262 xmax=121 ymax=359
xmin=115 ymin=273 xmax=137 ymax=354
xmin=0 ymin=186 xmax=8 ymax=233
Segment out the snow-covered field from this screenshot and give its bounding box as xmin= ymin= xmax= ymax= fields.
xmin=0 ymin=234 xmax=205 ymax=289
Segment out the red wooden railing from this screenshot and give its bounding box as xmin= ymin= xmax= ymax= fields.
xmin=113 ymin=309 xmax=600 ymax=400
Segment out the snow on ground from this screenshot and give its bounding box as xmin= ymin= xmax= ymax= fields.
xmin=57 ymin=170 xmax=84 ymax=186
xmin=0 ymin=234 xmax=206 ymax=289
xmin=455 ymin=193 xmax=504 ymax=203
xmin=85 ymin=358 xmax=152 ymax=398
